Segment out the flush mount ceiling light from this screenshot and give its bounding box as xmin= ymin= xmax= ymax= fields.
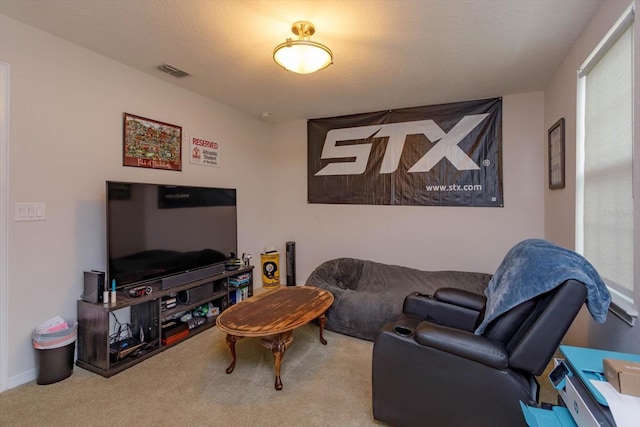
xmin=273 ymin=21 xmax=333 ymax=74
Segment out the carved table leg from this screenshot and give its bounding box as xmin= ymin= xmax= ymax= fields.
xmin=262 ymin=331 xmax=293 ymax=391
xmin=273 ymin=340 xmax=284 ymax=391
xmin=318 ymin=313 xmax=328 ymax=345
xmin=225 ymin=334 xmax=239 ymax=374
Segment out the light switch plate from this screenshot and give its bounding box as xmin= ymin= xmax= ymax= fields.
xmin=15 ymin=202 xmax=46 ymax=221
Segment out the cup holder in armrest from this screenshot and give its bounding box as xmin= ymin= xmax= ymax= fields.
xmin=414 ymin=292 xmax=433 ymax=299
xmin=393 ymin=325 xmax=414 ymax=337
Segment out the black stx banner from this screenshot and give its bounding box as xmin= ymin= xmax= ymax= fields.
xmin=308 ymin=98 xmax=503 ymax=207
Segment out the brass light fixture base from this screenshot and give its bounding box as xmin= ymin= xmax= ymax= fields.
xmin=292 ymin=21 xmax=315 ymax=38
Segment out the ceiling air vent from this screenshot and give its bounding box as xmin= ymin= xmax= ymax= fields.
xmin=157 ymin=64 xmax=190 ymax=78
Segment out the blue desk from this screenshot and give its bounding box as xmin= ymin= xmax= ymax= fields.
xmin=523 ymin=346 xmax=640 ymax=427
xmin=560 ymin=345 xmax=640 ymax=406
xmin=520 ymin=402 xmax=577 ymax=427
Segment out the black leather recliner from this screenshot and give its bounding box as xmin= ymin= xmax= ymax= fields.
xmin=371 ymin=279 xmax=587 ymax=427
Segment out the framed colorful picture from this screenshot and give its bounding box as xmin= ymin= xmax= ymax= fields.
xmin=123 ymin=113 xmax=182 ymax=171
xmin=548 ymin=118 xmax=565 ymax=189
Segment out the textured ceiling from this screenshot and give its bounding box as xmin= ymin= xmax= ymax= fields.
xmin=0 ymin=0 xmax=603 ymax=121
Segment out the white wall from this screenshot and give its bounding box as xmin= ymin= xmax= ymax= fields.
xmin=270 ymin=93 xmax=546 ymax=283
xmin=0 ymin=14 xmax=273 ymax=384
xmin=544 ymin=0 xmax=640 ymax=353
xmin=1 ymin=12 xmax=548 ymax=387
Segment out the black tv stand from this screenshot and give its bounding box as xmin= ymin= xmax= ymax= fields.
xmin=76 ymin=265 xmax=253 ymax=377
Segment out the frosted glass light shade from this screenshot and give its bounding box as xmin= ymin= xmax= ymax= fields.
xmin=273 ymin=40 xmax=333 ymax=74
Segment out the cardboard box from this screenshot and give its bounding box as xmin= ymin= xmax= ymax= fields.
xmin=603 ymin=358 xmax=640 ymax=397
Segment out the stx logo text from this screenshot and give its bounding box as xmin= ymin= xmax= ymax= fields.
xmin=315 ymin=114 xmax=489 ymax=176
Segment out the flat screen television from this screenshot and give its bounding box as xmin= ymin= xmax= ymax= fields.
xmin=106 ymin=181 xmax=237 ymax=289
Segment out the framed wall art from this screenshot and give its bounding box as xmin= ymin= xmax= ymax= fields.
xmin=123 ymin=113 xmax=182 ymax=171
xmin=548 ymin=118 xmax=565 ymax=190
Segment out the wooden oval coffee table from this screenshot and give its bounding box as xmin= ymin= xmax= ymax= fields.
xmin=216 ymin=285 xmax=334 ymax=390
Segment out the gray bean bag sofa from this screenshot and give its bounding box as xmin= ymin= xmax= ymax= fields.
xmin=305 ymin=258 xmax=492 ymax=341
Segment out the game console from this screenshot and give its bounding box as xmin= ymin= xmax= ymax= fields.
xmin=187 ymin=316 xmax=206 ymax=330
xmin=160 ymin=320 xmax=189 ymax=346
xmin=161 ymin=320 xmax=188 ymax=340
xmin=82 ymin=270 xmax=105 ymax=303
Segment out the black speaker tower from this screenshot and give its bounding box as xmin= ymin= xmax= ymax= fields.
xmin=286 ymin=241 xmax=296 ymax=286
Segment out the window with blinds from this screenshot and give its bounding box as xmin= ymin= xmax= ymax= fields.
xmin=577 ymin=5 xmax=635 ymax=313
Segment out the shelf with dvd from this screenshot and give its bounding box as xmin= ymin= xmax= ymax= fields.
xmin=77 ymin=265 xmax=254 ymax=377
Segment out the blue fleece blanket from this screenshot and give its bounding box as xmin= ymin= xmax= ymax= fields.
xmin=474 ymin=239 xmax=611 ymax=335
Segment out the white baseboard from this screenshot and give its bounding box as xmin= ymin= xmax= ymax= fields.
xmin=4 ymin=348 xmax=78 ymax=391
xmin=6 ymin=368 xmax=36 ymax=391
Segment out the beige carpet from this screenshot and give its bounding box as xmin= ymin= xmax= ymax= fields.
xmin=1 ymin=323 xmax=558 ymax=427
xmin=0 ymin=325 xmax=383 ymax=427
